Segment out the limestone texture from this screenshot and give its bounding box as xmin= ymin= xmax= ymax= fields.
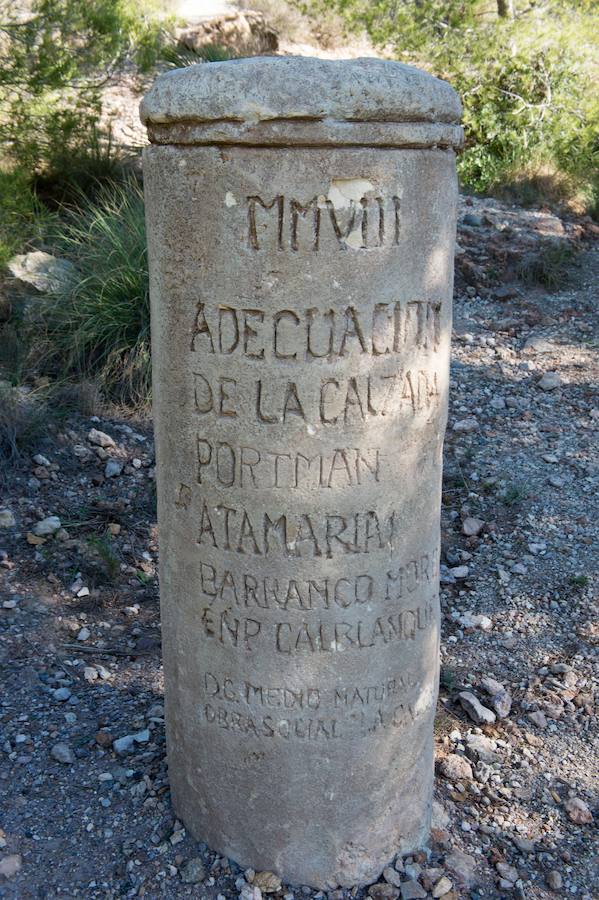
xmin=141 ymin=56 xmax=461 ymax=889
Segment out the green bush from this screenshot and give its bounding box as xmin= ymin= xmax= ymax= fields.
xmin=450 ymin=35 xmax=598 ymax=213
xmin=0 ymin=382 xmax=48 ymax=465
xmin=0 ymin=0 xmax=172 ymax=288
xmin=0 ymin=169 xmax=55 ymax=268
xmin=39 ymin=179 xmax=151 ymax=405
xmin=161 ymin=42 xmax=236 ymax=68
xmin=313 ymin=0 xmax=599 ymax=215
xmin=0 ymin=0 xmax=166 ymax=180
xmin=516 ymin=238 xmax=577 ymax=289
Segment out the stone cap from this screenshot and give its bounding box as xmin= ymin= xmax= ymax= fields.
xmin=140 ymin=56 xmax=463 ymax=149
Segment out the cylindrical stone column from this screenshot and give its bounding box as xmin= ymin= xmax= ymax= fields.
xmin=141 ymin=57 xmax=462 ymax=889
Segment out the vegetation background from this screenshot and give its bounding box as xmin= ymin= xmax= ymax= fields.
xmin=0 ymin=0 xmax=597 ymax=426
xmin=312 ymin=0 xmax=598 ymax=214
xmin=0 ymin=6 xmax=596 ymax=895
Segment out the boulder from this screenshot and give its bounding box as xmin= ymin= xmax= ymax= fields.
xmin=8 ymin=251 xmax=75 ymax=294
xmin=177 ymin=10 xmax=278 ymax=57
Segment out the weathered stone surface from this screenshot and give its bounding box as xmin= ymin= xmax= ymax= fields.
xmin=8 ymin=251 xmax=75 ymax=294
xmin=564 ymin=796 xmax=593 ymax=824
xmin=140 ymin=56 xmax=463 ymax=149
xmin=0 ymin=508 xmax=16 ymax=528
xmin=439 ymin=753 xmax=473 ymax=782
xmin=458 ymin=691 xmax=496 ymax=725
xmin=141 ymin=56 xmax=460 ymax=889
xmin=445 ymin=850 xmax=478 ymax=888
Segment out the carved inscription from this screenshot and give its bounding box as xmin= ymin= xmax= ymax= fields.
xmin=199 ymin=598 xmax=435 ymax=653
xmin=197 ymin=503 xmax=404 ymax=558
xmin=193 ymin=369 xmax=441 ymax=425
xmin=205 ymin=670 xmax=417 ymax=708
xmin=197 ymin=441 xmax=382 ymax=490
xmin=246 ymin=193 xmax=400 ymax=251
xmin=199 ymin=670 xmax=427 ymax=740
xmin=198 ymin=550 xmax=439 ymax=609
xmin=274 ymin=601 xmax=434 ymax=653
xmin=170 ymin=177 xmax=446 ymax=753
xmin=174 ymin=483 xmax=192 ymax=509
xmin=191 ymin=300 xmax=442 ymax=359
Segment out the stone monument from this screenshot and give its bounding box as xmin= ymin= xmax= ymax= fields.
xmin=140 ymin=57 xmax=462 ymax=889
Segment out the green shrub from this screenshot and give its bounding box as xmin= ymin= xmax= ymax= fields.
xmin=0 ymin=169 xmax=55 ymax=268
xmin=32 ymin=127 xmax=135 ymax=208
xmin=516 ymin=238 xmax=577 ymax=289
xmin=322 ymin=0 xmax=479 ymax=51
xmin=0 ymin=0 xmax=167 ymax=179
xmin=313 ymin=0 xmax=599 ymax=215
xmin=0 ymin=382 xmax=48 ymax=464
xmin=452 ymin=37 xmax=598 ymax=213
xmin=161 ymin=42 xmax=236 ymax=68
xmin=502 ymin=481 xmax=530 ymax=506
xmin=39 ymin=178 xmax=151 ymax=405
xmin=0 ymin=0 xmax=172 ymax=280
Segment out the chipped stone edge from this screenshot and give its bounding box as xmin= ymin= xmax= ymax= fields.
xmin=145 ymin=119 xmax=464 ymax=149
xmin=139 ymin=57 xmax=463 ymax=149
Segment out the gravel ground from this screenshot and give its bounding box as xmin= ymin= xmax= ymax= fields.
xmin=0 ymin=197 xmax=597 ymax=898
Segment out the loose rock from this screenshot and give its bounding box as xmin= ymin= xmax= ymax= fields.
xmin=253 ymin=872 xmax=282 ymax=893
xmin=462 ymin=516 xmax=484 ymax=536
xmin=53 ymin=687 xmax=71 ymax=702
xmin=445 ymin=850 xmax=478 ymax=887
xmin=368 ymin=884 xmax=399 ymax=900
xmin=88 ymin=428 xmax=116 ymax=448
xmin=180 ymin=857 xmax=206 ymax=883
xmin=440 ymin=753 xmax=473 ymax=782
xmin=8 ymin=251 xmax=75 ymax=293
xmin=432 ymin=876 xmax=453 ymax=898
xmin=105 ymin=458 xmax=124 ymax=478
xmin=32 ymin=516 xmax=61 ymax=536
xmin=0 ymin=508 xmax=16 ymax=528
xmin=458 ymin=613 xmax=492 ymax=631
xmin=480 ymin=675 xmax=512 ymax=718
xmin=453 ymin=417 xmax=478 ymax=433
xmin=399 ymin=881 xmax=427 ymax=900
xmin=51 ymin=742 xmax=74 ymax=764
xmin=113 ymin=734 xmax=135 ymax=755
xmin=464 ymin=733 xmax=498 ymax=763
xmin=496 ymin=862 xmax=519 ymax=884
xmin=458 ymin=691 xmax=496 ymax=725
xmin=538 ymin=371 xmax=562 ymax=391
xmin=383 ymin=867 xmax=403 ymax=887
xmin=0 ymin=854 xmax=22 ymax=878
xmin=564 ymin=797 xmax=593 ymax=825
xmin=546 ymin=871 xmax=563 ymax=891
